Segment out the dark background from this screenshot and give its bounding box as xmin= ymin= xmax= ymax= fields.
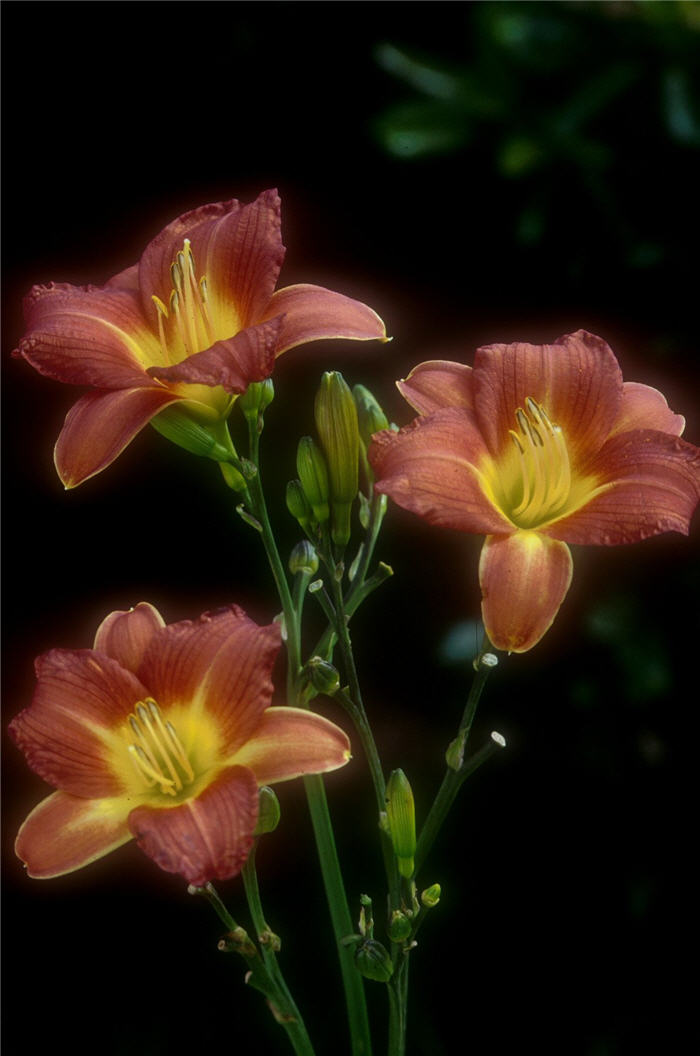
xmin=3 ymin=3 xmax=699 ymax=1054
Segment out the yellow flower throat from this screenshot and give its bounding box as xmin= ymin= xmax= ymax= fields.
xmin=486 ymin=398 xmax=577 ymax=530
xmin=125 ymin=699 xmax=195 ymax=797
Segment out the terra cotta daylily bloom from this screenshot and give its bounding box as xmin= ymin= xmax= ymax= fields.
xmin=15 ymin=189 xmax=387 ymax=487
xmin=370 ymin=330 xmax=700 ymax=652
xmin=9 ymin=603 xmax=351 ymax=883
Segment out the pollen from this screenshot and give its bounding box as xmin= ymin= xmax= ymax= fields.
xmin=506 ymin=398 xmax=572 ymax=529
xmin=151 ymin=239 xmax=215 ymax=364
xmin=125 ymin=698 xmax=195 ymax=796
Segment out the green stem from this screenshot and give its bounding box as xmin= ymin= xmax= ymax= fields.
xmin=242 ymin=846 xmax=316 ymax=1056
xmin=414 ymin=647 xmax=501 ymax=876
xmin=243 ymin=423 xmax=372 ymax=1056
xmin=189 ymin=884 xmax=310 ymax=1050
xmin=325 ymin=572 xmax=399 ymax=905
xmin=304 ymin=772 xmax=373 ymax=1056
xmin=386 ymin=957 xmax=409 ymax=1056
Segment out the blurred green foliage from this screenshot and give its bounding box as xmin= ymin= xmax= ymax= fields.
xmin=373 ymin=1 xmax=699 ymax=272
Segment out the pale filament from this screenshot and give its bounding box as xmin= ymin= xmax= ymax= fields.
xmin=151 ymin=239 xmax=215 ymax=363
xmin=508 ymin=398 xmax=571 ymax=526
xmin=126 ymin=698 xmax=195 ymax=796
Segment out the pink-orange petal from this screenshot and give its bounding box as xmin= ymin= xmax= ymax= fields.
xmin=231 ymin=707 xmax=351 ymax=784
xmin=128 ymin=766 xmax=259 ymax=885
xmin=138 ymin=190 xmax=284 ymax=332
xmin=137 ymin=606 xmax=282 ymax=756
xmin=55 ymin=385 xmax=183 ymax=488
xmin=474 ymin=330 xmax=623 ymax=466
xmin=9 ymin=649 xmax=149 ymax=796
xmin=479 ymin=532 xmax=574 ymax=653
xmin=147 ymin=317 xmax=281 ymax=393
xmin=16 ymin=282 xmax=160 ymax=387
xmin=608 ymin=381 xmax=686 ymax=439
xmin=106 ymin=263 xmax=140 ymax=291
xmin=15 ymin=791 xmax=132 ymax=879
xmin=397 ymin=359 xmax=475 ymax=416
xmin=259 ymin=283 xmax=387 ymax=357
xmin=93 ymin=603 xmax=166 ymax=671
xmin=370 ymin=409 xmax=513 ymax=534
xmin=544 ymin=429 xmax=700 ymax=545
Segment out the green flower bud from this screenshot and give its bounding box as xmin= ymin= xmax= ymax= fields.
xmin=355 ymin=938 xmax=394 ymax=983
xmin=254 ymin=786 xmax=281 ymax=835
xmin=296 ymin=436 xmax=330 ymax=524
xmin=286 ymin=480 xmax=313 ymax=532
xmin=420 ymin=883 xmax=441 ymax=909
xmin=352 ymin=384 xmax=389 ymax=448
xmin=314 ymin=371 xmax=360 ymax=547
xmin=219 ymin=462 xmax=248 ymax=492
xmin=238 ymin=378 xmax=275 ymax=423
xmin=385 ymin=769 xmax=416 ymax=879
xmin=305 ymin=656 xmax=340 ymax=696
xmin=388 ymin=910 xmax=412 ymax=943
xmin=151 ymin=405 xmax=234 ymax=462
xmin=288 ymin=540 xmax=319 ymax=576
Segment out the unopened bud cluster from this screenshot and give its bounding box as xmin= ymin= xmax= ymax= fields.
xmin=287 ymin=372 xmax=389 ymax=550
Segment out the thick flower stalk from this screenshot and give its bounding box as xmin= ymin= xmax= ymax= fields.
xmin=370 ymin=330 xmax=700 ymax=652
xmin=15 ymin=189 xmax=387 ymax=487
xmin=9 ymin=603 xmax=351 ymax=884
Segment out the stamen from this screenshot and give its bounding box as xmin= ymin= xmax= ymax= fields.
xmin=507 ymin=398 xmax=572 ymax=527
xmin=124 ymin=698 xmax=195 ymax=796
xmin=128 ymin=744 xmax=176 ymax=792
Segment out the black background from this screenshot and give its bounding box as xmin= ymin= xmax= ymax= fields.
xmin=3 ymin=3 xmax=699 ymax=1054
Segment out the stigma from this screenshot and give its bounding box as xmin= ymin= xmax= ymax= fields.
xmin=151 ymin=239 xmax=215 ymax=363
xmin=125 ymin=698 xmax=195 ymax=796
xmin=506 ymin=398 xmax=571 ymax=528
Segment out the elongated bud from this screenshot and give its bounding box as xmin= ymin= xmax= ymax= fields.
xmin=254 ymin=786 xmax=281 ymax=835
xmin=305 ymin=656 xmax=340 ymax=696
xmin=420 ymin=883 xmax=441 ymax=908
xmin=286 ymin=480 xmax=313 ymax=533
xmin=289 ymin=540 xmax=319 ymax=576
xmin=238 ymin=379 xmax=275 ymax=424
xmin=353 ymin=384 xmax=389 ymax=447
xmin=297 ymin=436 xmax=330 ymax=524
xmin=150 ymin=405 xmax=234 ymax=462
xmin=314 ymin=371 xmax=359 ymax=546
xmin=355 ymin=939 xmax=394 ymax=982
xmin=385 ymin=769 xmax=416 ymax=879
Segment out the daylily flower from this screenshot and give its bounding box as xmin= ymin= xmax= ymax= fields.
xmin=15 ymin=189 xmax=387 ymax=487
xmin=370 ymin=330 xmax=700 ymax=652
xmin=9 ymin=603 xmax=351 ymax=883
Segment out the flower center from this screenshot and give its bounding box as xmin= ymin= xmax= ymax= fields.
xmin=152 ymin=239 xmax=215 ymax=364
xmin=504 ymin=397 xmax=572 ymax=529
xmin=125 ymin=698 xmax=195 ymax=796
